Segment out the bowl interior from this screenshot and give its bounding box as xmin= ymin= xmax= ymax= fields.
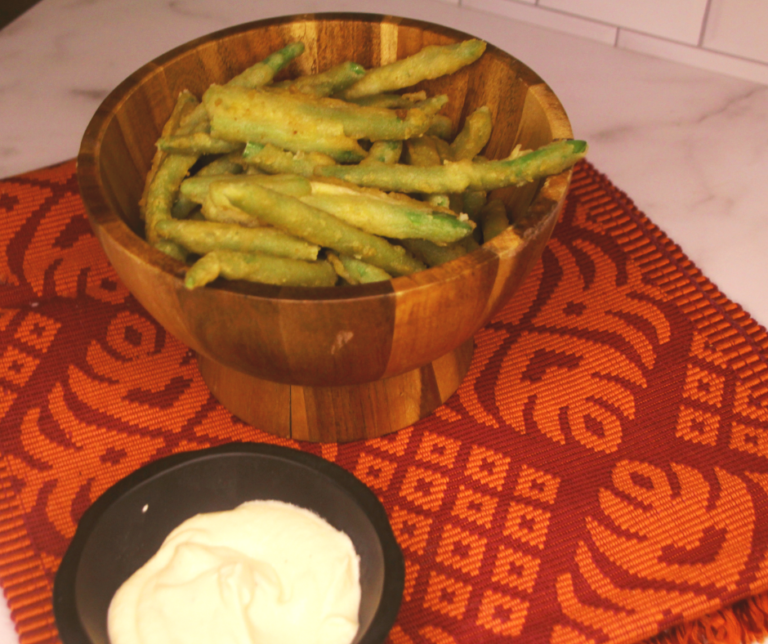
xmin=84 ymin=13 xmax=572 ymax=271
xmin=54 ymin=444 xmax=404 ymax=644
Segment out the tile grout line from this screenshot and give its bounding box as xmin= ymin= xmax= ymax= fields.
xmin=698 ymin=0 xmax=714 ymax=47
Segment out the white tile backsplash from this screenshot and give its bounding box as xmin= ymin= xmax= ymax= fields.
xmin=539 ymin=0 xmax=709 ymax=44
xmin=461 ymin=0 xmax=618 ymax=45
xmin=457 ymin=0 xmax=768 ymax=85
xmin=618 ymin=28 xmax=768 ymax=85
xmin=703 ymin=0 xmax=768 ymax=64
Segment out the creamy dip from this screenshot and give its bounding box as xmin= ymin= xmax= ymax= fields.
xmin=108 ymin=500 xmax=361 ymax=644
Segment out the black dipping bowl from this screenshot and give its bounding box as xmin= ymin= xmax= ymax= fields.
xmin=54 ymin=443 xmax=404 ymax=644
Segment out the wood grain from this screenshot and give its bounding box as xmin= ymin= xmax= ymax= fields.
xmin=78 ymin=13 xmax=575 ymax=441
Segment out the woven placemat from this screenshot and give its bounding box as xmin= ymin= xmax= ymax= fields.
xmin=1 ymin=159 xmax=767 ymax=644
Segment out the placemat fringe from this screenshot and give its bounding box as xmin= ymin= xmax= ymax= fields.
xmin=651 ymin=594 xmax=768 ymax=644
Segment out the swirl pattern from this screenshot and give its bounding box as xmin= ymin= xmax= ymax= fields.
xmin=1 ymin=160 xmax=767 ymax=644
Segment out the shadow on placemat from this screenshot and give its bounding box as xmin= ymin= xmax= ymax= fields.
xmin=0 ymin=0 xmax=44 ymax=31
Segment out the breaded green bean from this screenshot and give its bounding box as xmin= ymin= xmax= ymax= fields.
xmin=242 ymin=142 xmax=336 ymax=177
xmin=479 ymin=199 xmax=509 ymax=242
xmin=141 ymin=90 xmax=198 ymax=218
xmin=202 ymin=189 xmax=261 ymax=227
xmin=347 ymin=91 xmax=426 ymax=108
xmin=179 ymin=42 xmax=306 ymax=132
xmin=277 ymin=61 xmax=366 ymax=97
xmin=340 ymin=255 xmax=392 ymax=283
xmin=404 ymin=137 xmax=452 ymax=213
xmin=144 ymin=152 xmax=197 ymax=245
xmin=426 ymin=115 xmax=454 ymax=140
xmin=184 ymin=250 xmax=337 ymax=289
xmin=326 ymin=251 xmax=354 ymax=284
xmin=428 ymin=194 xmax=451 ymax=209
xmin=317 ymin=140 xmax=588 ymax=193
xmin=401 ymin=238 xmax=469 ymax=267
xmin=300 ymin=192 xmax=473 ymax=243
xmin=205 ymin=86 xmax=447 ymax=156
xmin=155 ymin=219 xmax=320 ymax=261
xmin=180 ymin=173 xmax=311 ymax=204
xmin=449 ymin=106 xmax=493 ymax=161
xmin=154 ymin=239 xmax=189 ymax=262
xmin=172 ymin=152 xmax=247 ymax=219
xmin=204 ymin=85 xmax=366 ymax=163
xmin=404 ymin=137 xmax=442 ymax=167
xmin=339 ymin=39 xmax=487 ymax=100
xmin=157 ymin=133 xmax=242 ymax=156
xmin=229 ymin=42 xmax=306 ymax=88
xmin=214 ymin=182 xmax=426 ymax=276
xmin=360 ymin=141 xmax=403 ymax=165
xmin=430 ymin=135 xmax=452 ymax=161
xmin=462 ymin=189 xmax=488 ymax=221
xmin=326 ymin=251 xmax=392 ymax=285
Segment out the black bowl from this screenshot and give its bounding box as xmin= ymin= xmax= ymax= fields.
xmin=53 ymin=443 xmax=404 ymax=644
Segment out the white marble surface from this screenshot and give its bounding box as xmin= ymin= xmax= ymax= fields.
xmin=1 ymin=0 xmax=767 ymax=642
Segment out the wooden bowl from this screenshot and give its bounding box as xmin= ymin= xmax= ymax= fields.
xmin=78 ymin=13 xmax=574 ymax=442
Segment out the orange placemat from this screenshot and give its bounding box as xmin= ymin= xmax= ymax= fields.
xmin=1 ymin=159 xmax=767 ymax=644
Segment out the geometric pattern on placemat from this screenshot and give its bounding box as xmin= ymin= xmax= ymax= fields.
xmin=0 ymin=159 xmax=766 ymax=644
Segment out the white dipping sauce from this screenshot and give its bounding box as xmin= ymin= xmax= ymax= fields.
xmin=108 ymin=500 xmax=361 ymax=644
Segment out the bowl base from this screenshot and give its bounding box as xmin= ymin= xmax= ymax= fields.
xmin=197 ymin=338 xmax=474 ymax=442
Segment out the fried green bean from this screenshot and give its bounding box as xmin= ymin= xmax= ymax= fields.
xmin=347 ymin=91 xmax=426 ymax=108
xmin=426 ymin=114 xmax=454 ymax=140
xmin=213 ymin=182 xmax=426 ymax=276
xmin=404 ymin=137 xmax=442 ymax=167
xmin=276 ymin=61 xmax=366 ymax=96
xmin=143 ymin=91 xmax=201 ymax=249
xmin=404 ymin=137 xmax=452 ymax=213
xmin=172 ymin=152 xmax=247 ymax=219
xmin=340 ymin=255 xmax=392 ymax=283
xmin=241 ymin=142 xmax=336 ymax=177
xmin=204 ymin=86 xmax=447 ymax=158
xmin=339 ymin=39 xmax=487 ymax=100
xmin=184 ymin=250 xmax=337 ymax=289
xmin=326 ymin=251 xmax=354 ymax=284
xmin=155 ymin=219 xmax=320 ymax=261
xmin=141 ymin=90 xmax=198 ymax=218
xmin=180 ymin=173 xmax=311 ymax=204
xmin=144 ymin=153 xmax=197 ymax=246
xmin=204 ymin=85 xmax=367 ymax=162
xmin=229 ymin=41 xmax=306 ymax=89
xmin=157 ymin=133 xmax=243 ymax=156
xmin=317 ymin=139 xmax=588 ymax=192
xmin=479 ymin=199 xmax=509 ymax=242
xmin=360 ymin=141 xmax=403 ymax=165
xmin=153 ymin=239 xmax=189 ymax=262
xmin=201 ymin=189 xmax=261 ymax=227
xmin=300 ymin=190 xmax=474 ymax=243
xmin=449 ymin=106 xmax=493 ymax=161
xmin=401 ymin=237 xmax=476 ymax=267
xmin=461 ymin=189 xmax=488 ymax=221
xmin=179 ymin=42 xmax=306 ymax=132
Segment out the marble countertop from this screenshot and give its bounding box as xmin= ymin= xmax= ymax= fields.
xmin=1 ymin=0 xmax=767 ymax=642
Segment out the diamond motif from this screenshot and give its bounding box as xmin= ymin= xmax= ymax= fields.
xmin=465 ymin=445 xmax=509 ymax=491
xmin=423 ymin=572 xmax=472 ymax=620
xmin=514 ymin=465 xmax=560 ymax=505
xmin=435 ymin=523 xmax=486 ymax=576
xmin=400 ymin=466 xmax=449 ymax=511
